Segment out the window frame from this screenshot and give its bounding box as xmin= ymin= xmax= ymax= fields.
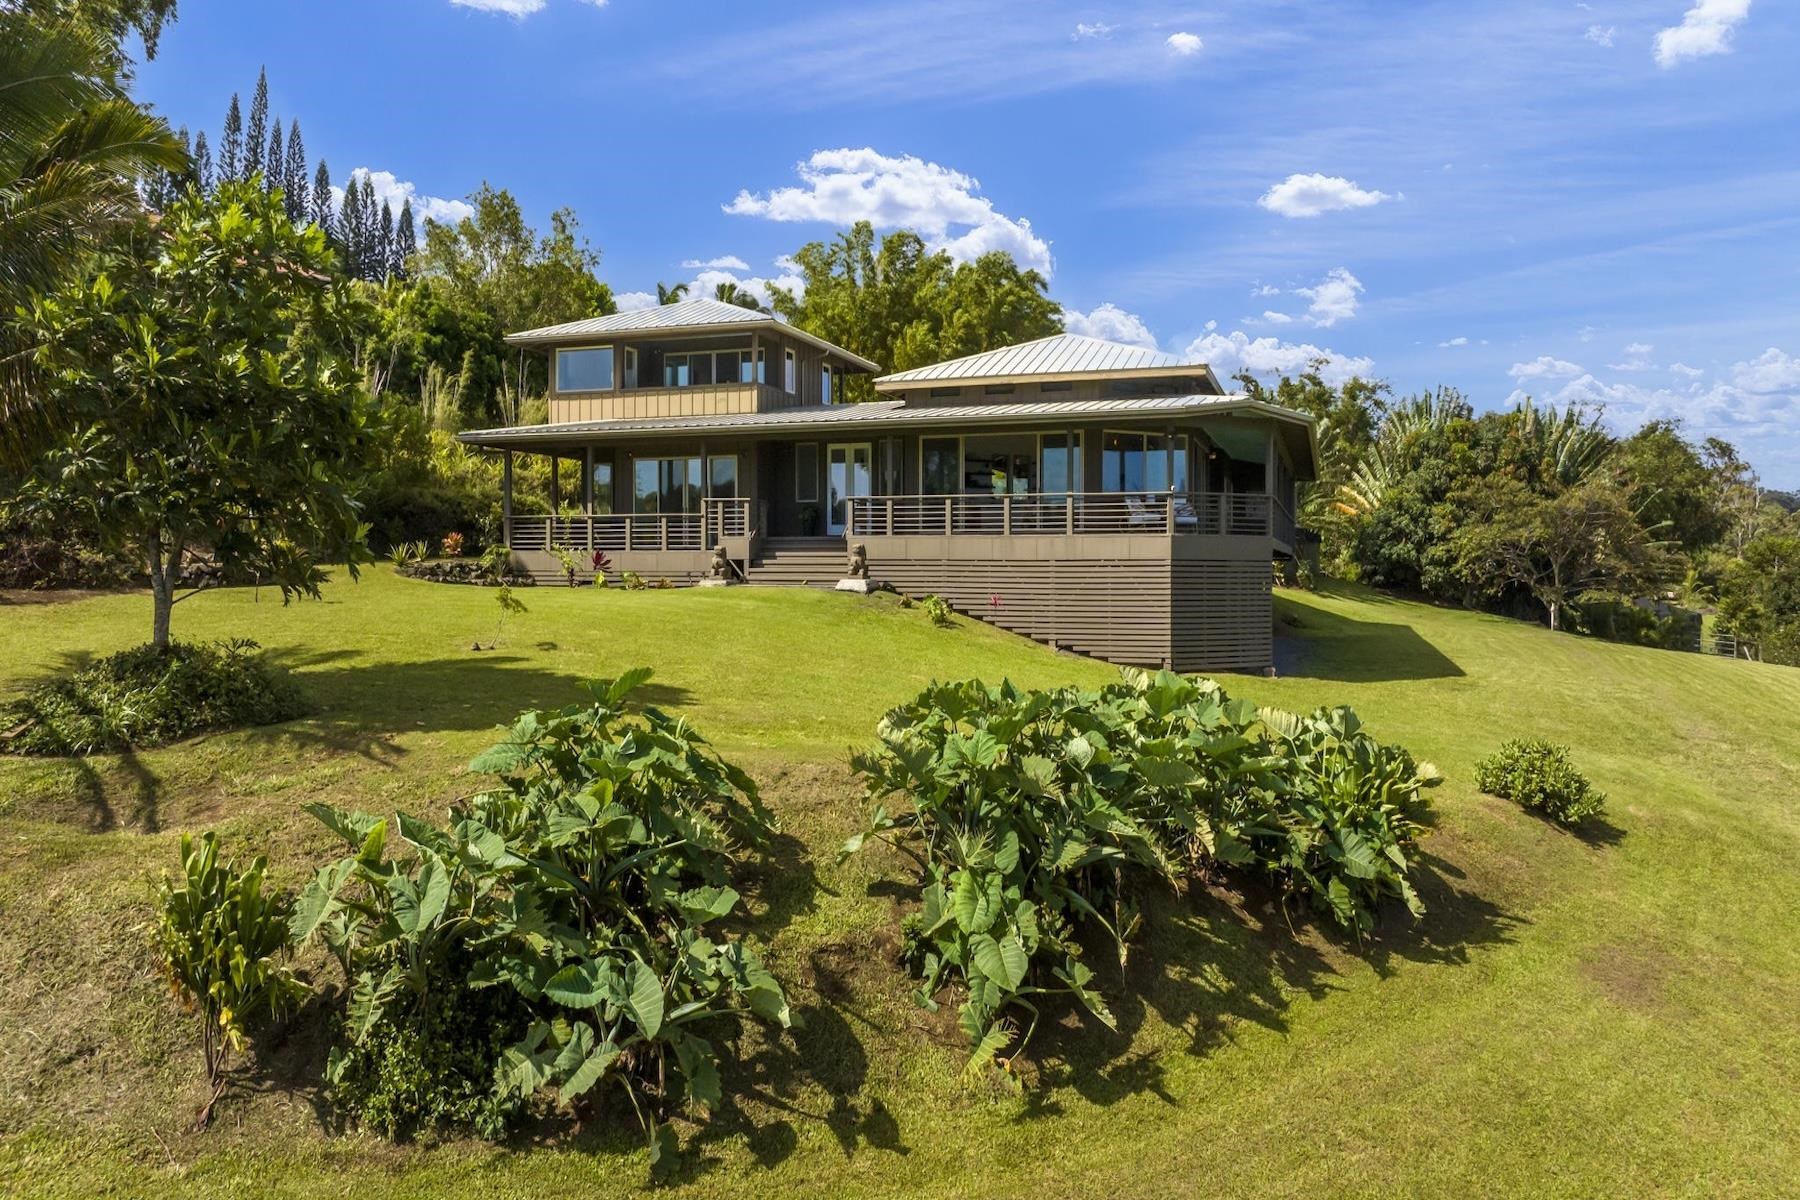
xmin=794 ymin=443 xmax=819 ymax=503
xmin=784 ymin=349 xmax=797 ymax=394
xmin=554 ymin=345 xmax=615 ymax=394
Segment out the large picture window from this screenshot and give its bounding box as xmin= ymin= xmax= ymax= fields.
xmin=1100 ymin=432 xmax=1189 ymax=493
xmin=795 ymin=443 xmax=819 ymax=502
xmin=556 ymin=346 xmax=614 ymax=392
xmin=632 ymin=456 xmax=702 ymax=513
xmin=660 ymin=348 xmax=764 ymax=387
xmin=708 ymin=454 xmax=739 ymax=499
xmin=590 ymin=458 xmax=614 ymax=515
xmin=1039 ymin=432 xmax=1083 ymax=495
xmin=921 ymin=437 xmax=961 ymax=495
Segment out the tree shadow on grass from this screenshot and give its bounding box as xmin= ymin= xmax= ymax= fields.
xmin=237 ymin=978 xmax=342 ymax=1134
xmin=1273 ymin=594 xmax=1464 ymax=683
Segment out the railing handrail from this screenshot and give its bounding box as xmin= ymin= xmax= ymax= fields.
xmin=841 ymin=490 xmax=1274 ymax=538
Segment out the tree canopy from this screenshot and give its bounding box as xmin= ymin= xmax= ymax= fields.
xmin=18 ymin=182 xmax=384 ymax=646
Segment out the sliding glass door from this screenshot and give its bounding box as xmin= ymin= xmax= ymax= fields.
xmin=826 ymin=443 xmax=872 ymax=534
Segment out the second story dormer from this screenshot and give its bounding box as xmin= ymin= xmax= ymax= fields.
xmin=509 ymin=297 xmax=882 ymax=424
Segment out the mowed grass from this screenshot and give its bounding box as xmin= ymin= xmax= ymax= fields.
xmin=1 ymin=569 xmax=1797 ymax=1199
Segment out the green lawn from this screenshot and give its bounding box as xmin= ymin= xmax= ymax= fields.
xmin=1 ymin=570 xmax=1797 ymax=1198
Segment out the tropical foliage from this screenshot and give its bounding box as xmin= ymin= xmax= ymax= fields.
xmin=1475 ymin=739 xmax=1607 ymax=826
xmin=291 ymin=673 xmax=790 ymax=1165
xmin=153 ymin=831 xmax=305 ymax=1127
xmin=845 ymin=671 xmax=1439 ymax=1076
xmin=0 ymin=638 xmax=303 ymax=755
xmin=16 ymin=182 xmax=384 ymax=647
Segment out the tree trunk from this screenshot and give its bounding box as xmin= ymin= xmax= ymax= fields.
xmin=147 ymin=532 xmax=178 ymax=649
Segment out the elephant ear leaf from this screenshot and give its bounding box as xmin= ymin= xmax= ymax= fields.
xmin=674 ymin=885 xmax=739 ymax=925
xmin=626 ymin=961 xmax=665 ymax=1040
xmin=289 ymin=858 xmax=356 ymax=943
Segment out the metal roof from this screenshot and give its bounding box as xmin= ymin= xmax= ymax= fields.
xmin=459 ymin=393 xmax=1307 ymax=442
xmin=504 ymin=297 xmax=881 ymax=373
xmin=874 ymin=333 xmax=1210 ymax=386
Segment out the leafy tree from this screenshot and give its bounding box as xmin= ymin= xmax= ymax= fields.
xmin=656 ymin=280 xmax=689 ymax=305
xmin=0 ymin=10 xmax=187 ymax=465
xmin=771 ymin=222 xmax=1060 ymax=403
xmin=1452 ymin=474 xmax=1666 ymax=631
xmin=13 ymin=0 xmax=180 ymax=71
xmin=244 ymin=66 xmax=268 ymax=180
xmin=1715 ymin=534 xmax=1800 ymax=664
xmin=1614 ymin=420 xmax=1731 ymax=554
xmin=218 ymin=92 xmax=241 ymax=181
xmin=18 ymin=182 xmax=384 ymax=648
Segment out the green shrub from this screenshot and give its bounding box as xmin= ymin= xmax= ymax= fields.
xmin=1475 ymin=738 xmax=1606 ymax=826
xmin=621 ymin=570 xmax=647 ymax=590
xmin=845 ymin=670 xmax=1438 ymax=1077
xmin=921 ymin=594 xmax=954 ymax=627
xmin=293 ymin=671 xmax=790 ymax=1167
xmin=154 ymin=832 xmax=305 ymax=1126
xmin=1 ymin=638 xmax=305 ymax=755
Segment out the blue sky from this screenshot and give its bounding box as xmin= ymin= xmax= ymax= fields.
xmin=135 ymin=0 xmax=1800 ymax=485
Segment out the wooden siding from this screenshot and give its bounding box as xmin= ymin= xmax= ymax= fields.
xmin=548 ymin=382 xmax=797 ymax=424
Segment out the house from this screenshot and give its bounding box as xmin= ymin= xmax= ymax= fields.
xmin=457 ymin=297 xmax=1317 ymax=672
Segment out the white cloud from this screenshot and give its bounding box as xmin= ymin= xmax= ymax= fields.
xmin=1624 ymin=341 xmax=1654 ymax=354
xmin=1072 ymin=22 xmax=1115 ymax=40
xmin=1184 ymin=329 xmax=1375 ymax=386
xmin=1508 ymin=355 xmax=1586 ymax=380
xmin=1257 ymin=173 xmax=1391 ymax=219
xmin=1061 ymin=302 xmax=1160 ymax=349
xmin=1654 ymin=0 xmax=1752 ymax=68
xmin=680 ymin=255 xmax=750 ymax=270
xmin=447 ymin=0 xmax=605 ymax=13
xmin=1251 ymin=283 xmax=1281 ymax=297
xmin=1585 ymin=24 xmax=1616 ymax=46
xmin=1294 ymin=266 xmax=1363 ymax=327
xmin=725 ymin=147 xmax=1052 ymax=275
xmin=1578 ymin=325 xmax=1598 ymax=342
xmin=615 ymin=291 xmax=657 ymax=312
xmin=1670 ymin=362 xmax=1704 ymax=378
xmin=1732 ymin=347 xmax=1800 ymax=392
xmin=1439 ymin=336 xmax=1469 ymax=347
xmin=1165 ymin=32 xmax=1203 ymax=56
xmin=1262 ymin=310 xmax=1293 ymax=324
xmin=331 ymin=168 xmax=473 ymax=241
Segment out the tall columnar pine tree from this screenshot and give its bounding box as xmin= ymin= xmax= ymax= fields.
xmin=244 ymin=67 xmax=268 ymax=181
xmin=392 ymin=198 xmax=414 ymax=279
xmin=357 ymin=173 xmax=380 ymax=279
xmin=310 ymin=160 xmax=333 ymax=236
xmin=339 ymin=172 xmax=364 ymax=274
xmin=378 ymin=198 xmax=394 ymax=280
xmin=265 ymin=120 xmax=282 ymax=196
xmin=283 ymin=120 xmax=307 ymax=222
xmin=193 ymin=130 xmax=213 ymax=195
xmin=20 ymin=183 xmax=385 ymax=649
xmin=219 ymin=93 xmax=242 ymax=182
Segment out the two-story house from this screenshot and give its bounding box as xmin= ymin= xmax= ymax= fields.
xmin=457 ymin=297 xmax=1317 ymax=672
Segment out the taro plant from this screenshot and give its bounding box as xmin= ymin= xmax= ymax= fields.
xmin=921 ymin=594 xmax=954 ymax=628
xmin=154 ymin=832 xmax=305 ymax=1128
xmin=1475 ymin=738 xmax=1605 ymax=826
xmin=292 ymin=671 xmax=790 ymax=1166
xmin=846 ymin=670 xmax=1440 ymax=1078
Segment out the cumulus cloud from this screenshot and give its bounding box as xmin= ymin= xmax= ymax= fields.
xmin=1439 ymin=336 xmax=1469 ymax=347
xmin=1251 ymin=283 xmax=1281 ymax=297
xmin=1183 ymin=329 xmax=1374 ymax=386
xmin=1670 ymin=362 xmax=1704 ymax=378
xmin=1732 ymin=347 xmax=1800 ymax=392
xmin=725 ymin=147 xmax=1052 ymax=275
xmin=1585 ymin=24 xmax=1616 ymax=46
xmin=1072 ymin=22 xmax=1115 ymax=40
xmin=1654 ymin=0 xmax=1752 ymax=68
xmin=1262 ymin=310 xmax=1293 ymax=324
xmin=1257 ymin=173 xmax=1391 ymax=219
xmin=1165 ymin=32 xmax=1204 ymax=56
xmin=331 ymin=168 xmax=473 ymax=240
xmin=615 ymin=291 xmax=657 ymax=312
xmin=1508 ymin=355 xmax=1586 ymax=380
xmin=1295 ymin=267 xmax=1363 ymax=327
xmin=1061 ymin=302 xmax=1160 ymax=350
xmin=447 ymin=0 xmax=606 ymax=13
xmin=681 ymin=255 xmax=750 ymax=270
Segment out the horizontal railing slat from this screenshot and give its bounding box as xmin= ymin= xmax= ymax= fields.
xmin=843 ymin=492 xmax=1273 ymax=538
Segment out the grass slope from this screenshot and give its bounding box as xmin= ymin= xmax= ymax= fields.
xmin=1 ymin=571 xmax=1797 ymax=1198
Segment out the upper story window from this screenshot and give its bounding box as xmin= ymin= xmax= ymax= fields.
xmin=821 ymin=364 xmax=834 ymax=404
xmin=784 ymin=349 xmax=797 ymax=394
xmin=928 ymin=386 xmax=960 ymax=399
xmin=984 ymin=383 xmax=1016 ymax=395
xmin=556 ymin=346 xmax=614 ymax=392
xmin=661 ymin=348 xmax=765 ymax=388
xmin=1039 ymin=381 xmax=1073 ymax=393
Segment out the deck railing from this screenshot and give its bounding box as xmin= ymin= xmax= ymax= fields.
xmin=508 ymin=496 xmax=751 ymax=553
xmin=844 ymin=492 xmax=1274 ymax=539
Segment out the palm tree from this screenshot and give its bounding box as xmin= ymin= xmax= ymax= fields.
xmin=655 ymin=281 xmax=689 ymax=305
xmin=1 ymin=14 xmax=188 ymax=465
xmin=712 ymin=280 xmax=765 ymax=312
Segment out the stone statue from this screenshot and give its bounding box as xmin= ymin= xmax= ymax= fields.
xmin=846 ymin=542 xmax=869 ymax=579
xmin=708 ymin=544 xmax=731 ymax=579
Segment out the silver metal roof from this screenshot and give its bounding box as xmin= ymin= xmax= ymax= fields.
xmin=874 ymin=334 xmax=1206 ymax=386
xmin=459 ymin=394 xmax=1302 ymax=443
xmin=505 ymin=297 xmax=881 ymax=373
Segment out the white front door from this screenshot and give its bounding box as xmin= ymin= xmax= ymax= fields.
xmin=826 ymin=443 xmax=873 ymax=535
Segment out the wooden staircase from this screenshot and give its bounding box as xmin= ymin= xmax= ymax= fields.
xmin=745 ymin=538 xmax=846 ymax=589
